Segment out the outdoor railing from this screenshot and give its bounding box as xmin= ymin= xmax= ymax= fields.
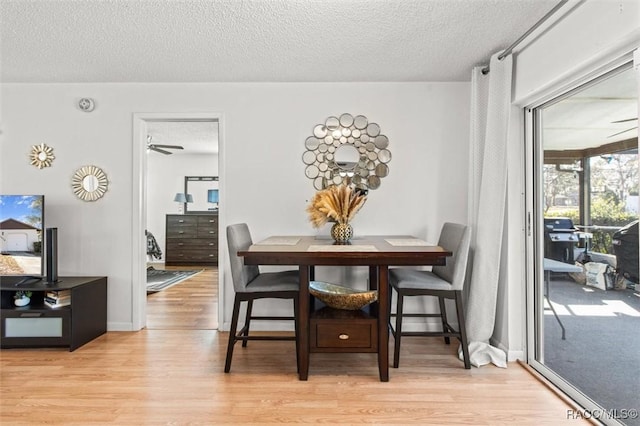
xmin=575 ymin=225 xmax=622 ymax=255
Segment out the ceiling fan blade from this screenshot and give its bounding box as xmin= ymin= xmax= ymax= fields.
xmin=149 ymin=146 xmax=173 ymax=155
xmin=607 ymin=126 xmax=638 ymax=138
xmin=151 ymin=144 xmax=183 ymax=150
xmin=611 ymin=118 xmax=638 ymax=123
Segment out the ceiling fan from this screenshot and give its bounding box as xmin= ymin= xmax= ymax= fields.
xmin=607 ymin=117 xmax=638 ymax=138
xmin=146 ymin=135 xmax=184 ymax=155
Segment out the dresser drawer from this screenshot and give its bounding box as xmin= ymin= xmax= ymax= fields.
xmin=167 ymin=215 xmax=198 ymax=227
xmin=166 ymin=240 xmax=217 ymax=250
xmin=166 ymin=250 xmax=218 ymax=263
xmin=310 ymin=308 xmax=377 ymax=353
xmin=166 ymin=227 xmax=198 ymax=238
xmin=198 ymin=216 xmax=218 ymax=227
xmin=197 ymin=228 xmax=218 ymax=238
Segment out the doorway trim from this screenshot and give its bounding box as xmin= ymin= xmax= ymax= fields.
xmin=131 ymin=112 xmax=225 ymax=331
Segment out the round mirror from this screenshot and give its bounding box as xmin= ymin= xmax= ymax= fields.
xmin=302 ymin=151 xmax=316 ymax=165
xmin=313 ymin=177 xmax=324 ymax=190
xmin=368 ymin=175 xmax=381 ymax=189
xmin=366 ymin=123 xmax=380 ymax=137
xmin=82 ymin=175 xmax=99 ymax=192
xmin=334 ymin=145 xmax=360 ymax=171
xmin=30 ymin=143 xmax=55 ymax=169
xmin=354 ymin=115 xmax=368 ymax=130
xmin=303 ymin=113 xmax=391 ymax=190
xmin=378 ymin=149 xmax=392 ymax=163
xmin=313 ymin=125 xmax=327 ymax=138
xmin=305 ymin=165 xmax=319 ymax=178
xmin=374 ymin=135 xmax=389 ymax=149
xmin=375 ymin=163 xmax=389 ymax=177
xmin=339 ymin=113 xmax=354 ymax=128
xmin=326 ymin=116 xmax=340 ymax=130
xmin=71 ymin=165 xmax=109 ymax=202
xmin=305 ymin=137 xmax=320 ymax=150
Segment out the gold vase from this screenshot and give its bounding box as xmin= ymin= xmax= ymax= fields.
xmin=331 ymin=222 xmax=353 ymax=244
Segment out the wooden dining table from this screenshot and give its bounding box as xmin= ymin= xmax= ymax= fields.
xmin=237 ymin=235 xmax=451 ymax=381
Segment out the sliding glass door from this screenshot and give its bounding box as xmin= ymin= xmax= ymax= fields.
xmin=528 ymin=61 xmax=640 ymax=426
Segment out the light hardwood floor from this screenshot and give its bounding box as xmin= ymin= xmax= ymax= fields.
xmin=0 ymin=267 xmax=589 ymax=424
xmin=146 ymin=265 xmax=218 ymax=330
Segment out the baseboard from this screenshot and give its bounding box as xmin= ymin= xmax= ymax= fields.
xmin=490 ymin=337 xmax=524 ymax=362
xmin=108 ymin=322 xmax=136 ymax=331
xmin=220 ymin=320 xmax=295 ymax=333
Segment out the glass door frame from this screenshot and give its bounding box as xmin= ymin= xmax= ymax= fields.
xmin=525 ymin=54 xmax=637 ymax=424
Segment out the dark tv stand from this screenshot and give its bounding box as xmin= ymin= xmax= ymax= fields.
xmin=0 ymin=276 xmax=107 ymax=351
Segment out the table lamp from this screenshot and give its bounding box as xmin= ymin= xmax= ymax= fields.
xmin=207 ymin=189 xmax=219 ymax=210
xmin=174 ymin=192 xmax=193 ymax=213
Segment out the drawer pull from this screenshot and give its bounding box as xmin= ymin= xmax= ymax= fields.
xmin=21 ymin=313 xmax=43 ymax=318
xmin=209 ymin=231 xmax=214 ymax=234
xmin=338 ymin=334 xmax=349 ymax=340
xmin=178 ymin=231 xmax=185 ymax=234
xmin=178 ymin=220 xmax=185 ymax=223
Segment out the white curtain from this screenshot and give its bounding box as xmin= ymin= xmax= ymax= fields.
xmin=460 ymin=51 xmax=513 ymax=368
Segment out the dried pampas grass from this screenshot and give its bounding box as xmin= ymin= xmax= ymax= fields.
xmin=307 ymin=184 xmax=367 ymax=228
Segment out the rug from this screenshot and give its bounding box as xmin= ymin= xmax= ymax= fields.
xmin=146 ymin=267 xmax=203 ymax=293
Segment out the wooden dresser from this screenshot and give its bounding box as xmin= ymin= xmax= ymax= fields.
xmin=165 ymin=213 xmax=218 ymax=266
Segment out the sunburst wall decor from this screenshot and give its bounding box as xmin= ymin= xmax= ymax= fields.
xmin=30 ymin=143 xmax=55 ymax=169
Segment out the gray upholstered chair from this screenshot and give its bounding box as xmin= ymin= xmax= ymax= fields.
xmin=225 ymin=223 xmax=300 ymax=373
xmin=389 ymin=222 xmax=472 ymax=369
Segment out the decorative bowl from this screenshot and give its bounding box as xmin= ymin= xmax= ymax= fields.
xmin=309 ymin=281 xmax=378 ymax=310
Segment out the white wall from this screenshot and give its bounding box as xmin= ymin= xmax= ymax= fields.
xmin=514 ymin=0 xmax=639 ymax=104
xmin=495 ymin=0 xmax=639 ymax=360
xmin=0 ymin=82 xmax=470 ymax=331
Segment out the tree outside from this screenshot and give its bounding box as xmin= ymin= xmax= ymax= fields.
xmin=544 ymin=152 xmax=638 ymax=254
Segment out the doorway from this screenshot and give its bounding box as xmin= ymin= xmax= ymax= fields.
xmin=132 ymin=114 xmax=223 ymax=332
xmin=527 ymin=62 xmax=639 ymax=424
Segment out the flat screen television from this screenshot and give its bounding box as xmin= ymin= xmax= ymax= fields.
xmin=0 ymin=195 xmax=45 ymax=278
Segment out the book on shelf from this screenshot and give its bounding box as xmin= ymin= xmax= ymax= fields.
xmin=44 ymin=299 xmax=70 ymax=308
xmin=45 ymin=296 xmax=70 ymax=304
xmin=46 ymin=290 xmax=70 ymax=299
xmin=44 ymin=290 xmax=71 ymax=308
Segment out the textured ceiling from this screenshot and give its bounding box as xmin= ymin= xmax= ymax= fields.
xmin=146 ymin=121 xmax=219 ymax=155
xmin=1 ymin=0 xmax=560 ymax=83
xmin=3 ymin=1 xmax=635 ymax=154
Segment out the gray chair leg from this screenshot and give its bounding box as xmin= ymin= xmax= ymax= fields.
xmin=224 ymin=296 xmax=242 ymax=373
xmin=455 ymin=291 xmax=471 ymax=369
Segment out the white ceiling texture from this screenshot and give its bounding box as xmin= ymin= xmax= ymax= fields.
xmin=1 ymin=0 xmax=636 ymax=153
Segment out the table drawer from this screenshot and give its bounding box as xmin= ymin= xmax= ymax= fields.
xmin=311 ymin=319 xmax=377 ymax=352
